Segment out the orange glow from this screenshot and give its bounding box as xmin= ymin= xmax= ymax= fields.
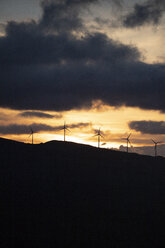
xmin=0 ymin=105 xmax=165 ymax=148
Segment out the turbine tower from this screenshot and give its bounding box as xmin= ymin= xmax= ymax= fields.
xmin=151 ymin=139 xmax=162 ymax=157
xmin=94 ymin=128 xmax=104 ymax=148
xmin=122 ymin=133 xmax=131 ymax=153
xmin=62 ymin=121 xmax=70 ymax=142
xmin=29 ymin=128 xmax=34 ymax=145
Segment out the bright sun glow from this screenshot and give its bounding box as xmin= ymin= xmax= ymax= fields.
xmin=1 ymin=105 xmax=165 ymax=150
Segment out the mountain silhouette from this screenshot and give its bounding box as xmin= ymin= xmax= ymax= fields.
xmin=1 ymin=137 xmax=165 ymax=247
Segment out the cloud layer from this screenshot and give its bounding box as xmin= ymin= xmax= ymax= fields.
xmin=0 ymin=122 xmax=90 ymax=135
xmin=40 ymin=0 xmax=123 ymax=33
xmin=19 ymin=111 xmax=62 ymax=119
xmin=129 ymin=121 xmax=165 ymax=134
xmin=119 ymin=143 xmax=165 ymax=157
xmin=124 ymin=0 xmax=165 ymax=27
xmin=40 ymin=0 xmax=99 ymax=33
xmin=0 ymin=0 xmax=165 ymax=113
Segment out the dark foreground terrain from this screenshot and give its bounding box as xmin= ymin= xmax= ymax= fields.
xmin=1 ymin=137 xmax=165 ymax=247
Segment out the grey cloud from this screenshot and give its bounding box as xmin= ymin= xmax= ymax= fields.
xmin=129 ymin=121 xmax=165 ymax=134
xmin=123 ymin=0 xmax=165 ymax=27
xmin=132 ymin=144 xmax=165 ymax=157
xmin=0 ymin=122 xmax=90 ymax=135
xmin=40 ymin=0 xmax=123 ymax=33
xmin=0 ymin=123 xmax=54 ymax=135
xmin=111 ymin=0 xmax=123 ymax=8
xmin=40 ymin=0 xmax=99 ymax=33
xmin=19 ymin=111 xmax=62 ymax=119
xmin=95 ymin=17 xmax=111 ymax=25
xmin=68 ymin=123 xmax=90 ymax=128
xmin=119 ymin=143 xmax=165 ymax=157
xmin=1 ymin=21 xmax=139 ymax=66
xmin=94 ymin=17 xmax=120 ymax=29
xmin=1 ymin=60 xmax=165 ymax=112
xmin=0 ymin=0 xmax=165 ymax=113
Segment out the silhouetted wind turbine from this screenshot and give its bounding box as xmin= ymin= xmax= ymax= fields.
xmin=61 ymin=122 xmax=70 ymax=141
xmin=122 ymin=133 xmax=131 ymax=153
xmin=29 ymin=128 xmax=34 ymax=145
xmin=151 ymin=139 xmax=162 ymax=157
xmin=94 ymin=128 xmax=104 ymax=148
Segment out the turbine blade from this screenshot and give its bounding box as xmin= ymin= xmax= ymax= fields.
xmin=128 ymin=133 xmax=131 ymax=139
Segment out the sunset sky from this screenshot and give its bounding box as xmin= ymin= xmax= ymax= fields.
xmin=1 ymin=0 xmax=165 ymax=156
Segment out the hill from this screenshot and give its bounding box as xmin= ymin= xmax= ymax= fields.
xmin=1 ymin=137 xmax=165 ymax=247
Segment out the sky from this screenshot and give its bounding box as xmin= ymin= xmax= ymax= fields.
xmin=1 ymin=0 xmax=165 ymax=156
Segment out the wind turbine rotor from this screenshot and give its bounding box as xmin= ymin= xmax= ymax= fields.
xmin=122 ymin=133 xmax=132 ymax=153
xmin=151 ymin=139 xmax=156 ymax=144
xmin=28 ymin=128 xmax=34 ymax=144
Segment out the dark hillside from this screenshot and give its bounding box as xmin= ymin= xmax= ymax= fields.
xmin=1 ymin=137 xmax=165 ymax=247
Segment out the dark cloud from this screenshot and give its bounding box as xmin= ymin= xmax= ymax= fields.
xmin=0 ymin=0 xmax=165 ymax=113
xmin=95 ymin=17 xmax=111 ymax=26
xmin=94 ymin=17 xmax=119 ymax=29
xmin=1 ymin=21 xmax=139 ymax=66
xmin=40 ymin=0 xmax=99 ymax=33
xmin=123 ymin=0 xmax=165 ymax=27
xmin=40 ymin=0 xmax=123 ymax=33
xmin=67 ymin=122 xmax=91 ymax=129
xmin=0 ymin=122 xmax=90 ymax=135
xmin=129 ymin=121 xmax=165 ymax=134
xmin=111 ymin=0 xmax=123 ymax=8
xmin=1 ymin=59 xmax=165 ymax=112
xmin=19 ymin=111 xmax=62 ymax=119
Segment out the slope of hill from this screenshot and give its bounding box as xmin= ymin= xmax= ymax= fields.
xmin=1 ymin=137 xmax=165 ymax=247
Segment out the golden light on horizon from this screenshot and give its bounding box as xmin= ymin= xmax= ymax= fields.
xmin=1 ymin=104 xmax=165 ymax=151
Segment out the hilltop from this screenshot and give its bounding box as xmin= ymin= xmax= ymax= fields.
xmin=1 ymin=137 xmax=165 ymax=247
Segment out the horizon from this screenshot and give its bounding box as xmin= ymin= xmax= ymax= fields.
xmin=1 ymin=135 xmax=165 ymax=158
xmin=1 ymin=0 xmax=165 ymax=156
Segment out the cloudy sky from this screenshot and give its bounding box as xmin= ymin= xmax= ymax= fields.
xmin=1 ymin=0 xmax=165 ymax=156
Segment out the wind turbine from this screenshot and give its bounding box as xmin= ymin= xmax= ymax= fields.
xmin=94 ymin=128 xmax=104 ymax=148
xmin=29 ymin=128 xmax=34 ymax=145
xmin=151 ymin=139 xmax=162 ymax=157
xmin=61 ymin=121 xmax=70 ymax=142
xmin=122 ymin=133 xmax=131 ymax=153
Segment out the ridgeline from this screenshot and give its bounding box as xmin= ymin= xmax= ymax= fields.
xmin=1 ymin=137 xmax=165 ymax=247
